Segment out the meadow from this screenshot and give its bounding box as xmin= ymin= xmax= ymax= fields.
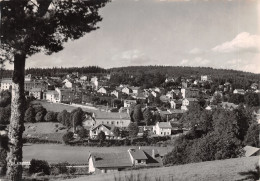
xmin=66 ymin=156 xmax=259 ymax=181
xmin=23 ymin=144 xmax=173 ymax=164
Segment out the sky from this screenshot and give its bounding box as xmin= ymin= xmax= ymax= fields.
xmin=4 ymin=0 xmax=260 ymax=73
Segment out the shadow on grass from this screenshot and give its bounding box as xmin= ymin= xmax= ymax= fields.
xmin=236 ymin=165 xmax=259 ymax=181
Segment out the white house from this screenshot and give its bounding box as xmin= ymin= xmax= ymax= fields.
xmin=124 ymin=100 xmax=136 ymax=107
xmin=153 ymin=122 xmax=172 ymax=136
xmin=62 ymin=79 xmax=74 ymax=88
xmin=111 ymin=90 xmax=121 ymax=98
xmin=45 ymin=90 xmax=59 ymax=103
xmin=233 ymin=89 xmax=245 ymax=95
xmin=97 ymin=87 xmax=107 ymax=94
xmin=201 ymin=75 xmax=210 ymax=82
xmin=0 ymin=78 xmax=12 ymax=91
xmin=122 ymin=87 xmax=132 ymax=95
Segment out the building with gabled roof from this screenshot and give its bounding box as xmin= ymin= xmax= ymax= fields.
xmin=88 ymin=148 xmax=163 ymax=174
xmin=153 ymin=122 xmax=172 ymax=136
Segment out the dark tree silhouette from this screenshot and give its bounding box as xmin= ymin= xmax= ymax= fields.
xmin=0 ymin=0 xmax=109 ymax=180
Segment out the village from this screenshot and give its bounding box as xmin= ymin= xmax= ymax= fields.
xmin=0 ymin=70 xmax=260 ymax=177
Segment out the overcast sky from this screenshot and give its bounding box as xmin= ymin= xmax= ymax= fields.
xmin=5 ymin=0 xmax=260 ymax=73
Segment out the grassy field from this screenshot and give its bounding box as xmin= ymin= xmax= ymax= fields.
xmin=32 ymin=100 xmax=129 ymax=119
xmin=65 ymin=156 xmax=259 ymax=181
xmin=23 ymin=122 xmax=67 ymax=142
xmin=23 ymin=144 xmax=173 ymax=164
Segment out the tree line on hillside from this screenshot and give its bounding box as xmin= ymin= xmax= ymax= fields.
xmin=163 ymin=105 xmax=259 ymax=166
xmin=0 ymin=66 xmax=106 ymax=78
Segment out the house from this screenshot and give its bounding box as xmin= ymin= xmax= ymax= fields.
xmin=153 ymin=122 xmax=172 ymax=136
xmin=29 ymin=88 xmax=43 ymax=99
xmin=124 ymin=100 xmax=136 ymax=108
xmin=111 ymin=90 xmax=122 ymax=98
xmin=88 ymin=148 xmax=163 ymax=174
xmin=45 ymin=90 xmax=59 ymax=103
xmin=122 ymin=87 xmax=132 ymax=95
xmin=55 ymin=88 xmax=75 ymax=103
xmin=97 ymin=87 xmax=108 ymax=94
xmin=136 ymin=92 xmax=147 ymax=100
xmin=24 ymin=80 xmax=48 ymax=92
xmin=220 ymin=102 xmax=238 ymax=110
xmin=181 ymin=98 xmax=198 ymax=110
xmin=62 ymin=79 xmax=74 ymax=88
xmin=89 ymin=124 xmax=115 ymax=139
xmin=243 ymin=146 xmax=260 ymax=157
xmin=233 ymin=89 xmax=245 ymax=95
xmin=130 ymin=87 xmax=141 ymax=94
xmin=0 ymin=78 xmax=12 ymax=91
xmin=201 ymin=75 xmax=211 ymax=82
xmin=181 ymin=88 xmax=199 ymax=98
xmin=83 ymin=118 xmax=131 ymax=129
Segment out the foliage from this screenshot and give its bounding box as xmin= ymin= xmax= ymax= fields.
xmin=128 ymin=122 xmax=139 ymax=139
xmin=62 ymin=132 xmax=74 ymax=144
xmin=24 ymin=106 xmax=36 ymax=123
xmin=244 ymin=123 xmax=259 ymax=147
xmin=29 ymin=159 xmax=50 ymax=175
xmin=57 ymin=110 xmax=71 ymax=127
xmin=77 ymin=127 xmax=89 ymax=139
xmin=70 ymin=108 xmax=85 ymax=128
xmin=97 ymin=131 xmax=106 ymax=143
xmin=0 ymin=105 xmax=11 ymax=125
xmin=52 ymin=162 xmax=69 ymax=175
xmin=111 ymin=127 xmax=120 ymax=137
xmin=244 ymin=93 xmax=260 ymax=107
xmin=0 ymin=90 xmax=11 ymax=107
xmin=133 ymin=104 xmax=143 ymax=124
xmin=44 ymin=111 xmax=57 ymax=122
xmin=34 ymin=106 xmax=47 ymax=122
xmin=143 ymin=108 xmax=153 ymax=126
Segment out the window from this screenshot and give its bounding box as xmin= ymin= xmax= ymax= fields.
xmin=138 ymin=160 xmax=141 ymax=163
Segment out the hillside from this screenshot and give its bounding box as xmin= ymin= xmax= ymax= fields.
xmin=109 ymin=66 xmax=260 ymax=82
xmin=66 ymin=156 xmax=258 ymax=181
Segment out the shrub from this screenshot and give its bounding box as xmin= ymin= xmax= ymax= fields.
xmin=29 ymin=159 xmax=50 ymax=175
xmin=62 ymin=132 xmax=74 ymax=144
xmin=52 ymin=162 xmax=69 ymax=174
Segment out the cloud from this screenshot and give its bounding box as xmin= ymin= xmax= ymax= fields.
xmin=111 ymin=49 xmax=152 ymax=65
xmin=212 ymin=32 xmax=260 ymax=53
xmin=180 ymin=57 xmax=210 ymax=66
xmin=189 ymin=48 xmax=203 ymax=54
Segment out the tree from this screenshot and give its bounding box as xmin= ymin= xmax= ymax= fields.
xmin=244 ymin=123 xmax=259 ymax=147
xmin=62 ymin=132 xmax=74 ymax=145
xmin=57 ymin=110 xmax=71 ymax=127
xmin=143 ymin=108 xmax=153 ymax=126
xmin=24 ymin=106 xmax=36 ymax=123
xmin=244 ymin=93 xmax=260 ymax=107
xmin=44 ymin=111 xmax=56 ymax=122
xmin=112 ymin=127 xmax=120 ymax=137
xmin=70 ymin=108 xmax=85 ymax=132
xmin=29 ymin=159 xmax=50 ymax=175
xmin=1 ymin=0 xmax=109 ymax=179
xmin=128 ymin=122 xmax=139 ymax=139
xmin=133 ymin=104 xmax=143 ymax=125
xmin=77 ymin=128 xmax=89 ymax=139
xmin=0 ymin=105 xmax=11 ymax=125
xmin=97 ymin=131 xmax=106 ymax=143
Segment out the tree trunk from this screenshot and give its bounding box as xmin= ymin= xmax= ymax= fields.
xmin=6 ymin=53 xmax=26 ymax=181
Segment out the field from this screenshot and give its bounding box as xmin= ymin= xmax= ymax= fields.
xmin=23 ymin=144 xmax=173 ymax=164
xmin=23 ymin=122 xmax=67 ymax=142
xmin=32 ymin=100 xmax=130 ymax=119
xmin=66 ymin=156 xmax=259 ymax=181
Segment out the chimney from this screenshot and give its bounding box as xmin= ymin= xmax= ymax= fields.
xmin=152 ymin=149 xmax=155 ymax=159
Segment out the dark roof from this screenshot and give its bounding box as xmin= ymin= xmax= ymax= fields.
xmin=129 ymin=149 xmax=148 ymax=160
xmin=90 ymin=152 xmax=132 ymax=168
xmin=143 ymin=149 xmax=163 ymax=167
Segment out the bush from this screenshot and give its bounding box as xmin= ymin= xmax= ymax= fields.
xmin=52 ymin=162 xmax=69 ymax=174
xmin=62 ymin=132 xmax=74 ymax=144
xmin=29 ymin=159 xmax=50 ymax=175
